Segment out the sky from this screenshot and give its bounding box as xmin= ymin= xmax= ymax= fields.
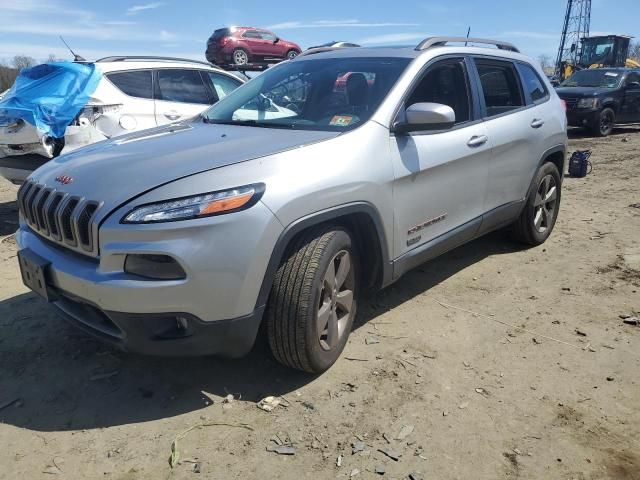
xmin=1 ymin=0 xmax=638 ymax=65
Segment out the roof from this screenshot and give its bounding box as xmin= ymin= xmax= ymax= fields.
xmin=93 ymin=57 xmax=226 ymax=73
xmin=295 ymin=44 xmax=531 ymax=62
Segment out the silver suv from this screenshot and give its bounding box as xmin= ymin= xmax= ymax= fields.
xmin=16 ymin=37 xmax=567 ymax=373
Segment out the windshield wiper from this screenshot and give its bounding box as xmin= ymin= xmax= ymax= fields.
xmin=204 ymin=118 xmax=297 ymax=129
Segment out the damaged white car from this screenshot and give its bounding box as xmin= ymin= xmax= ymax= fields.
xmin=0 ymin=57 xmax=244 ymax=184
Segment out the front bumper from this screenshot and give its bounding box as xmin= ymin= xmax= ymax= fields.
xmin=566 ymin=109 xmax=599 ymax=128
xmin=16 ymin=199 xmax=283 ymax=357
xmin=53 ymin=290 xmax=264 ymax=357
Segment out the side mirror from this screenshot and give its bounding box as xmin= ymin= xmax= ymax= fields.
xmin=274 ymin=37 xmax=280 ymax=44
xmin=627 ymin=81 xmax=640 ymax=90
xmin=395 ymin=103 xmax=455 ymax=133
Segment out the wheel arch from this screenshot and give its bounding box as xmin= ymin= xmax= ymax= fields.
xmin=255 ymin=203 xmax=391 ymax=310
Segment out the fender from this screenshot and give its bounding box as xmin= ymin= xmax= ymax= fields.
xmin=523 ymin=143 xmax=567 ymax=207
xmin=254 ymin=202 xmax=392 ymax=310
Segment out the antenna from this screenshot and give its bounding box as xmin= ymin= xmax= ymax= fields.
xmin=59 ymin=36 xmax=86 ymax=62
xmin=465 ymin=27 xmax=471 ymax=46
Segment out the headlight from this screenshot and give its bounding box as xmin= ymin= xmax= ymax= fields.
xmin=577 ymin=98 xmax=600 ymax=109
xmin=121 ymin=184 xmax=264 ymax=224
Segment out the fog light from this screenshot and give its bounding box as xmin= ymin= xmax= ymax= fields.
xmin=124 ymin=254 xmax=186 ymax=280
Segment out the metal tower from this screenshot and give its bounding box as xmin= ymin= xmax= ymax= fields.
xmin=555 ymin=0 xmax=592 ymax=75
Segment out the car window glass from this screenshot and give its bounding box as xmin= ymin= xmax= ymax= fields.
xmin=627 ymin=73 xmax=640 ymax=86
xmin=203 ymin=57 xmax=411 ymax=132
xmin=260 ymin=31 xmax=276 ymax=41
xmin=475 ymin=60 xmax=524 ymax=117
xmin=157 ymin=69 xmax=211 ymax=104
xmin=243 ymin=30 xmax=261 ymax=39
xmin=206 ymin=73 xmax=241 ymax=99
xmin=406 ymin=59 xmax=471 ymax=124
xmin=107 ymin=70 xmax=153 ymax=99
xmin=517 ymin=63 xmax=548 ymax=103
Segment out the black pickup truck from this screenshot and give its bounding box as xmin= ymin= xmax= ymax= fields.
xmin=555 ymin=68 xmax=640 ymax=136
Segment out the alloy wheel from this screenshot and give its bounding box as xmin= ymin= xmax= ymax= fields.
xmin=234 ymin=50 xmax=248 ymax=65
xmin=600 ymin=110 xmax=614 ymax=135
xmin=287 ymin=51 xmax=298 ymax=60
xmin=533 ymin=174 xmax=558 ymax=233
xmin=317 ymin=250 xmax=354 ymax=351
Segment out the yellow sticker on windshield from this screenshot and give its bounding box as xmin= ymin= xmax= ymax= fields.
xmin=330 ymin=115 xmax=354 ymax=127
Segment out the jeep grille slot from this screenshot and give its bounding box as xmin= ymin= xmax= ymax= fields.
xmin=18 ymin=180 xmax=102 ymax=257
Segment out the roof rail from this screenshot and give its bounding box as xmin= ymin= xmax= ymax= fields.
xmin=415 ymin=36 xmax=520 ymax=53
xmin=95 ymin=56 xmax=217 ymax=68
xmin=296 ymin=45 xmax=360 ymax=59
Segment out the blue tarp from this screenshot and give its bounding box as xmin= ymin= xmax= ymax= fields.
xmin=0 ymin=62 xmax=101 ymax=139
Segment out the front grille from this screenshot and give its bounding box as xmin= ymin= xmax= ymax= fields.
xmin=564 ymin=97 xmax=579 ymax=110
xmin=18 ymin=179 xmax=102 ymax=256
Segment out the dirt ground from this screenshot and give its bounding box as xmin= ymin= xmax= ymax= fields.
xmin=0 ymin=127 xmax=639 ymax=480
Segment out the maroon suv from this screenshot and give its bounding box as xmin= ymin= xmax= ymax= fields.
xmin=206 ymin=27 xmax=302 ymax=66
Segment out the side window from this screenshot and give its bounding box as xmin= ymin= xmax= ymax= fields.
xmin=627 ymin=73 xmax=640 ymax=86
xmin=517 ymin=63 xmax=549 ymax=103
xmin=475 ymin=60 xmax=524 ymax=117
xmin=206 ymin=73 xmax=242 ymax=100
xmin=406 ymin=59 xmax=471 ymax=124
xmin=243 ymin=30 xmax=261 ymax=39
xmin=157 ymin=69 xmax=211 ymax=104
xmin=260 ymin=31 xmax=276 ymax=42
xmin=107 ymin=70 xmax=153 ymax=99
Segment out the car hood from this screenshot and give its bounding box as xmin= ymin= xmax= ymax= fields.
xmin=30 ymin=121 xmax=339 ymax=207
xmin=555 ymin=86 xmax=615 ymax=98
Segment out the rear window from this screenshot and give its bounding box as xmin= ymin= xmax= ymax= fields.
xmin=475 ymin=60 xmax=524 ymax=117
xmin=517 ymin=63 xmax=548 ymax=103
xmin=157 ymin=69 xmax=211 ymax=104
xmin=107 ymin=70 xmax=153 ymax=99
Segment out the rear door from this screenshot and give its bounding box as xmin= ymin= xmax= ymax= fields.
xmin=472 ymin=58 xmax=540 ymax=213
xmin=390 ymin=57 xmax=491 ymax=259
xmin=241 ymin=30 xmax=264 ymax=56
xmin=154 ymin=69 xmax=215 ymax=125
xmin=619 ymin=72 xmax=640 ymax=123
xmin=105 ymin=69 xmax=157 ymax=132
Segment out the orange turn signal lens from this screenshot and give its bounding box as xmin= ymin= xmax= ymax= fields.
xmin=200 ymin=191 xmax=255 ymax=215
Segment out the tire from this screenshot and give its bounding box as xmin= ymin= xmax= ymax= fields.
xmin=591 ymin=107 xmax=615 ymax=137
xmin=232 ymin=48 xmax=249 ymax=66
xmin=266 ymin=226 xmax=358 ymax=373
xmin=511 ymin=162 xmax=562 ymax=246
xmin=286 ymin=49 xmax=299 ymax=60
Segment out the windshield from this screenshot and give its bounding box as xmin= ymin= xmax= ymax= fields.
xmin=560 ymin=70 xmax=623 ymax=88
xmin=202 ymin=57 xmax=411 ymax=131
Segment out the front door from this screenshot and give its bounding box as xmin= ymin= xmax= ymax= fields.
xmin=619 ymin=72 xmax=640 ymax=123
xmin=390 ymin=57 xmax=491 ymax=260
xmin=154 ymin=69 xmax=214 ymax=126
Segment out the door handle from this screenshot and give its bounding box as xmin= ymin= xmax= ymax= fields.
xmin=467 ymin=135 xmax=488 ymax=148
xmin=531 ymin=118 xmax=545 ymax=129
xmin=164 ymin=111 xmax=181 ymax=121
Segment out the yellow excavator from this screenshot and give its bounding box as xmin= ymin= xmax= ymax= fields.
xmin=559 ymin=35 xmax=639 ymax=82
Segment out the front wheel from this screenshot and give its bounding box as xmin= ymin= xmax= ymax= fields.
xmin=286 ymin=49 xmax=299 ymax=60
xmin=591 ymin=107 xmax=615 ymax=137
xmin=511 ymin=162 xmax=562 ymax=246
xmin=266 ymin=227 xmax=358 ymax=373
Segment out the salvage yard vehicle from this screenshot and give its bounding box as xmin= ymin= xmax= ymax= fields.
xmin=206 ymin=26 xmax=302 ymax=66
xmin=0 ymin=57 xmax=244 ymax=184
xmin=555 ymin=67 xmax=640 ymax=136
xmin=16 ymin=37 xmax=567 ymax=373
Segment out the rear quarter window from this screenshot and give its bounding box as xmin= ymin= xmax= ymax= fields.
xmin=517 ymin=63 xmax=549 ymax=104
xmin=106 ymin=70 xmax=153 ymax=99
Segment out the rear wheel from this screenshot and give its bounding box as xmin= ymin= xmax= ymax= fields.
xmin=591 ymin=107 xmax=615 ymax=137
xmin=266 ymin=227 xmax=358 ymax=373
xmin=511 ymin=162 xmax=561 ymax=246
xmin=232 ymin=48 xmax=249 ymax=65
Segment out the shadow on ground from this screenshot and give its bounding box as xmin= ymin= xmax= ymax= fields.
xmin=0 ymin=232 xmax=524 ymax=432
xmin=568 ymin=125 xmax=640 ymax=139
xmin=0 ymin=200 xmax=19 ymax=236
